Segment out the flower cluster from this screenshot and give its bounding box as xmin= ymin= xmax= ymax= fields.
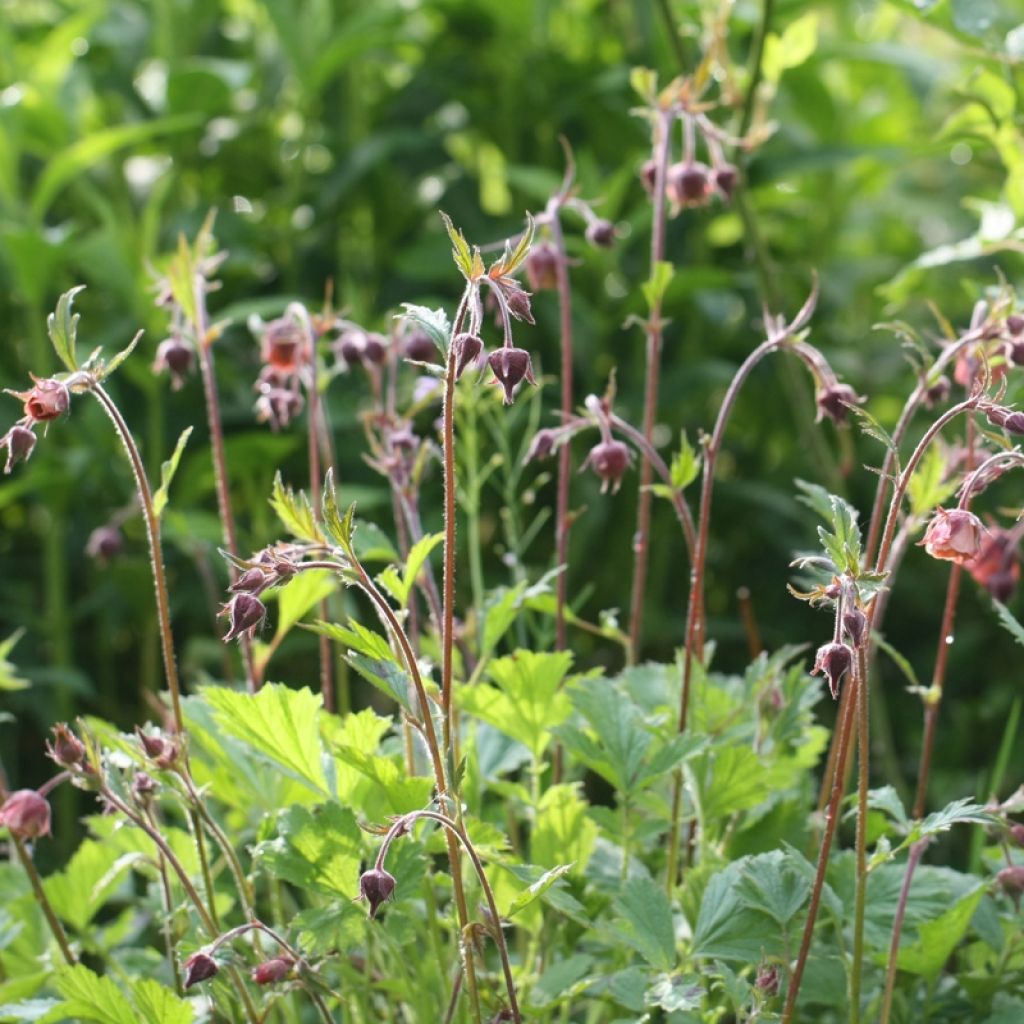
xmin=253 ymin=313 xmax=311 ymax=431
xmin=1 ymin=375 xmax=71 ymax=473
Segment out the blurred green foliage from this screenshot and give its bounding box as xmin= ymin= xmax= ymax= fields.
xmin=1 ymin=0 xmax=1023 ymax=844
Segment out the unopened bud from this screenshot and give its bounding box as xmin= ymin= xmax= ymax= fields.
xmin=524 ymin=242 xmax=559 ymax=291
xmin=359 ymin=867 xmax=396 ymax=918
xmin=453 ymin=333 xmax=484 ymax=380
xmin=221 ymin=593 xmax=267 ymax=643
xmin=47 ymin=723 xmax=86 ymax=768
xmin=183 ymin=951 xmax=219 ymax=989
xmin=404 ymin=329 xmax=437 ymax=364
xmin=86 ymin=524 xmax=123 ymax=564
xmin=585 ymin=219 xmax=616 ymax=248
xmin=488 ymin=347 xmax=537 ymax=405
xmin=0 ymin=789 xmax=52 ymax=840
xmin=812 ymin=641 xmax=854 ymax=699
xmin=1 ymin=424 xmax=37 ymax=473
xmin=581 ymin=439 xmax=633 ymax=494
xmin=153 ymin=338 xmax=194 ymax=391
xmin=252 ymin=956 xmax=294 ymax=985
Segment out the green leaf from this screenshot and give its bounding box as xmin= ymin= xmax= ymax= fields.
xmin=907 ymin=443 xmax=957 ymax=517
xmin=98 ymin=331 xmax=143 ymax=382
xmin=46 ymin=287 xmax=85 ymax=372
xmin=31 ymin=115 xmax=202 ymax=219
xmin=0 ymin=630 xmax=29 ymax=692
xmin=52 ymin=965 xmax=136 ymax=1024
xmin=763 ymin=11 xmax=819 ymax=85
xmin=128 ymin=980 xmax=192 ymax=1024
xmin=896 ymin=884 xmax=984 ymax=978
xmin=629 ymin=66 xmax=658 ymax=103
xmin=866 ymin=785 xmax=911 ymax=834
xmin=531 ymin=784 xmax=598 ymax=873
xmin=530 ymin=954 xmax=595 ymax=1009
xmin=645 ymin=974 xmax=702 ymax=1012
xmin=993 ymin=599 xmax=1024 ymax=648
xmin=255 ymin=802 xmax=362 ymax=899
xmin=311 ymin=620 xmax=415 ymax=712
xmin=669 ymin=431 xmax=700 ymax=491
xmin=380 ymin=532 xmax=443 ymax=608
xmin=612 ymin=874 xmax=676 ymax=971
xmin=904 ymin=798 xmax=997 ymax=847
xmin=152 ymin=427 xmax=193 ymax=519
xmin=399 ymin=304 xmax=450 ymax=358
xmin=270 ymin=472 xmax=324 ymax=544
xmin=273 ymin=569 xmax=336 ymax=641
xmin=641 ymin=261 xmax=674 ymax=312
xmin=506 ymin=863 xmax=575 ymax=918
xmin=320 ymin=469 xmax=355 ymax=552
xmin=459 ymin=650 xmax=574 ymax=760
xmin=439 ymin=211 xmax=478 ymax=280
xmin=495 ymin=213 xmax=535 ymax=277
xmin=331 ymin=742 xmax=434 ymax=815
xmin=796 ymin=480 xmax=862 ymax=573
xmin=43 ymin=840 xmax=135 ymax=932
xmin=201 ymin=683 xmax=327 ymax=794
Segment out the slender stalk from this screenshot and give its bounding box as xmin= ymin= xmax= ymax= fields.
xmin=628 ymin=105 xmax=674 ymax=660
xmin=851 ymin=646 xmax=870 ymax=1022
xmin=305 ymin=324 xmax=335 ymax=713
xmin=300 ymin=557 xmax=482 ymax=1023
xmin=879 ymin=839 xmax=929 ymax=1024
xmin=737 ymin=0 xmax=774 ymax=143
xmin=547 ymin=206 xmax=575 ymax=653
xmin=11 ymin=834 xmax=75 ymax=965
xmin=376 ymin=811 xmax=521 ymax=1023
xmin=193 ymin=287 xmax=257 ymax=691
xmin=781 ymin=668 xmax=858 ymax=1023
xmin=144 ymin=804 xmax=184 ymax=995
xmin=89 ymin=383 xmax=184 ymax=731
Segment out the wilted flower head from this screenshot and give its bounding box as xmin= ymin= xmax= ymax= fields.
xmin=183 ymin=951 xmax=219 ymax=989
xmin=964 ymin=527 xmax=1020 ymax=602
xmin=260 ymin=317 xmax=307 ymax=373
xmin=524 ymin=241 xmax=560 ymax=291
xmin=358 ymin=867 xmax=396 ymax=919
xmin=152 ymin=337 xmax=194 ymax=390
xmin=47 ymin=723 xmax=86 ymax=769
xmin=10 ymin=376 xmax=70 ymax=423
xmin=254 ymin=385 xmax=304 ymax=432
xmin=580 ymin=439 xmax=633 ymax=494
xmin=0 ymin=789 xmax=52 ymax=840
xmin=488 ymin=347 xmax=537 ymax=405
xmin=667 ymin=161 xmax=710 ymax=210
xmin=252 ymin=956 xmax=294 ymax=985
xmin=811 ymin=641 xmax=854 ymax=699
xmin=221 ymin=593 xmax=267 ymax=642
xmin=815 ymin=382 xmax=864 ymax=425
xmin=86 ymin=524 xmax=123 ymax=564
xmin=921 ymin=508 xmax=984 ymax=565
xmin=1 ymin=424 xmax=36 ymax=474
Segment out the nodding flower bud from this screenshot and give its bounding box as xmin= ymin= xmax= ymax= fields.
xmin=135 ymin=728 xmax=181 ymax=770
xmin=505 ymin=285 xmax=535 ymax=325
xmin=585 ymin=219 xmax=616 ymax=248
xmin=131 ymin=772 xmax=158 ymax=803
xmin=922 ymin=375 xmax=951 ymax=409
xmin=14 ymin=377 xmax=70 ymax=423
xmin=811 ymin=641 xmax=854 ymax=699
xmin=1010 ymin=823 xmax=1024 ymax=847
xmin=524 ymin=241 xmax=560 ymax=291
xmin=815 ymin=382 xmax=864 ymax=425
xmin=965 ymin=528 xmax=1020 ymax=603
xmin=1007 ymin=314 xmax=1024 ymax=337
xmin=639 ymin=158 xmax=658 ymax=196
xmin=453 ymin=333 xmax=484 ymax=380
xmin=581 ymin=439 xmax=633 ymax=494
xmin=524 ymin=427 xmax=560 ymax=464
xmin=996 ymin=865 xmax=1024 ymax=896
xmin=755 ymin=963 xmax=780 ymax=997
xmin=230 ymin=566 xmax=273 ymax=595
xmin=153 ymin=338 xmax=195 ymax=391
xmin=335 ymin=328 xmax=367 ymax=366
xmin=713 ymin=164 xmax=738 ymax=200
xmin=1006 ymin=339 xmax=1024 ymax=367
xmin=1 ymin=424 xmax=37 ymax=474
xmin=359 ymin=867 xmax=396 ymax=919
xmin=0 ymin=789 xmax=52 ymax=840
xmin=183 ymin=951 xmax=219 ymax=989
xmin=362 ymin=332 xmax=387 ymax=366
xmin=222 ymin=593 xmax=267 ymax=643
xmin=261 ymin=318 xmax=307 ymax=373
xmin=488 ymin=347 xmax=537 ymax=405
xmin=86 ymin=524 xmax=123 ymax=564
xmin=251 ymin=956 xmax=294 ymax=985
xmin=920 ymin=508 xmax=984 ymax=565
xmin=984 ymin=405 xmax=1024 ymax=435
xmin=47 ymin=723 xmax=86 ymax=769
xmin=843 ymin=607 xmax=868 ymax=648
xmin=404 ymin=329 xmax=438 ymax=364
xmin=667 ymin=161 xmax=711 ymax=209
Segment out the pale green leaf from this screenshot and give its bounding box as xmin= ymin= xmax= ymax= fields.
xmin=273 ymin=569 xmax=336 ymax=641
xmin=201 ymin=683 xmax=327 ymax=794
xmin=52 ymin=965 xmax=136 ymax=1024
xmin=152 ymin=427 xmax=193 ymax=518
xmin=531 ymin=784 xmax=598 ymax=873
xmin=506 ymin=863 xmax=575 ymax=917
xmin=270 ymin=472 xmax=324 ymax=543
xmin=46 ymin=287 xmax=85 ymax=372
xmin=0 ymin=630 xmax=29 ymax=692
xmin=613 ymin=874 xmax=676 ymax=970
